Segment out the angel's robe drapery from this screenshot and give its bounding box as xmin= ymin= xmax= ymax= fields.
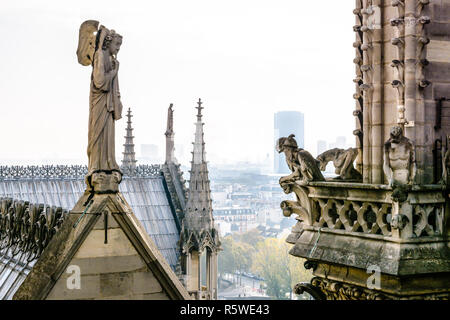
xmin=87 ymin=49 xmax=123 ymax=174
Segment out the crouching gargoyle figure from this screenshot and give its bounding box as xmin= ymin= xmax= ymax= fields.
xmin=441 ymin=135 xmax=450 ymax=187
xmin=276 ymin=134 xmax=324 ymax=192
xmin=316 ymin=148 xmax=362 ymax=181
xmin=383 ymin=126 xmax=416 ymax=188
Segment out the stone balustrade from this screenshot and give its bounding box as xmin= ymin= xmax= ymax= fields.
xmin=281 ymin=181 xmax=446 ymax=241
xmin=0 ymin=164 xmax=162 ymax=180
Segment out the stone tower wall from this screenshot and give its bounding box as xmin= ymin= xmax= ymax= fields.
xmin=355 ymin=0 xmax=450 ymax=184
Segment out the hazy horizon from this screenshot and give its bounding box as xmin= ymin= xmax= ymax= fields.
xmin=0 ymin=1 xmax=355 ymax=167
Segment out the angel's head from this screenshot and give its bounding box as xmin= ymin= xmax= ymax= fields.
xmin=103 ymin=30 xmax=123 ymax=56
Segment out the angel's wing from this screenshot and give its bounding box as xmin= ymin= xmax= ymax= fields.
xmin=76 ymin=20 xmax=99 ymax=66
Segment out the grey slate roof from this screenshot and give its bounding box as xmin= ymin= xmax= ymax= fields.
xmin=0 ymin=166 xmax=181 ymax=273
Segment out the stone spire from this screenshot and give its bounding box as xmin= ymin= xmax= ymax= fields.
xmin=179 ymin=98 xmax=220 ymax=300
xmin=165 ymin=103 xmax=176 ymax=164
xmin=182 ymin=98 xmax=218 ymax=242
xmin=187 ymin=98 xmax=212 ymax=226
xmin=122 ymin=108 xmax=137 ymax=170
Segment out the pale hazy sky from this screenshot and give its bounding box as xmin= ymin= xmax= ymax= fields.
xmin=0 ymin=0 xmax=355 ymax=166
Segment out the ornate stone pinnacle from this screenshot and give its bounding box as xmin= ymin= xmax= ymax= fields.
xmin=122 ymin=107 xmax=137 ymax=169
xmin=196 ymin=98 xmax=203 ymax=120
xmin=165 ymin=103 xmax=176 ymax=164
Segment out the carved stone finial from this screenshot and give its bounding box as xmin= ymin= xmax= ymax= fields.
xmin=165 ymin=103 xmax=177 ymax=164
xmin=122 ymin=108 xmax=137 ymax=171
xmin=196 ymin=98 xmax=203 ymax=119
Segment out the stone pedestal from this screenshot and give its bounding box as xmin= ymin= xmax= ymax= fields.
xmin=85 ymin=171 xmax=122 ymax=194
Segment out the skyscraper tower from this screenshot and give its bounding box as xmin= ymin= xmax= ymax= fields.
xmin=179 ymin=98 xmax=220 ymax=300
xmin=274 ymin=111 xmax=304 ymax=174
xmin=122 ymin=108 xmax=137 ymax=170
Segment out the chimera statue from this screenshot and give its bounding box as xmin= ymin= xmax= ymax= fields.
xmin=276 ymin=134 xmax=324 ymax=191
xmin=316 ymin=148 xmax=362 ymax=181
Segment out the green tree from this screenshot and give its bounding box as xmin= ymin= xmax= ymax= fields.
xmin=233 ymin=228 xmax=264 ymax=248
xmin=252 ymin=238 xmax=312 ymax=299
xmin=218 ymin=235 xmax=235 ymax=278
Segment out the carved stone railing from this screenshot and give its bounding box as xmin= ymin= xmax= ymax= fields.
xmin=0 ymin=198 xmax=67 ymax=261
xmin=297 ymin=277 xmax=449 ymax=300
xmin=0 ymin=165 xmax=88 ymax=180
xmin=121 ymin=164 xmax=162 ymax=177
xmin=281 ymin=181 xmax=446 ymax=240
xmin=282 ymin=180 xmax=449 ymax=300
xmin=0 ymin=164 xmax=162 ymax=180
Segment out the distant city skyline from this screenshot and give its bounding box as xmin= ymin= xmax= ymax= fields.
xmin=0 ymin=1 xmax=355 ymax=166
xmin=316 ymin=140 xmax=327 ymax=157
xmin=274 ymin=111 xmax=304 ymax=174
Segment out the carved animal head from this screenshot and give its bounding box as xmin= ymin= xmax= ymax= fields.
xmin=276 ymin=134 xmax=298 ymax=154
xmin=316 ymin=155 xmax=327 ymax=171
xmin=316 ymin=148 xmax=341 ymax=171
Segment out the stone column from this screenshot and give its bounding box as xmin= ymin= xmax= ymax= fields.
xmin=404 ymin=0 xmax=417 ymax=143
xmin=370 ymin=1 xmax=383 ymax=184
xmin=362 ymin=0 xmax=372 ymax=183
xmin=354 ymin=0 xmax=364 ymax=174
xmin=210 ymin=252 xmax=218 ymax=300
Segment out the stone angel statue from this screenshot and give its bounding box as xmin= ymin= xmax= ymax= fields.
xmin=77 ymin=20 xmax=123 ymax=191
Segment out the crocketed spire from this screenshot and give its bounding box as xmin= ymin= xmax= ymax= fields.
xmin=122 ymin=108 xmax=137 ymax=170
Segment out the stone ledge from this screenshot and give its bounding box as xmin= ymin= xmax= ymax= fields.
xmin=290 ymin=228 xmax=450 ymax=276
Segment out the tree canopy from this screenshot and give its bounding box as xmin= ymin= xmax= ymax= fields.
xmin=218 ymin=229 xmax=312 ymax=299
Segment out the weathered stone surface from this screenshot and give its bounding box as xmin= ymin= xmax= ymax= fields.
xmin=13 ymin=192 xmax=190 ymax=300
xmin=74 ymin=228 xmax=137 ymax=259
xmin=100 ymin=272 xmax=133 ymax=297
xmin=47 ymin=274 xmax=100 ymax=300
xmin=93 ymin=211 xmax=120 ymax=229
xmin=302 ymin=276 xmax=449 ymax=300
xmin=428 ymin=40 xmax=450 ymax=62
xmin=133 ymin=292 xmax=169 ymax=300
xmin=70 ymin=255 xmax=145 ymax=275
xmin=426 ymin=62 xmax=450 ymax=82
xmin=79 ymin=22 xmax=123 ymax=180
xmin=280 ymin=0 xmax=450 ymax=301
xmin=276 ymin=134 xmax=324 ymax=190
xmin=316 ymin=148 xmax=362 ymax=181
xmin=179 ymin=99 xmax=220 ymax=300
xmin=132 ymin=271 xmax=163 ymax=294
